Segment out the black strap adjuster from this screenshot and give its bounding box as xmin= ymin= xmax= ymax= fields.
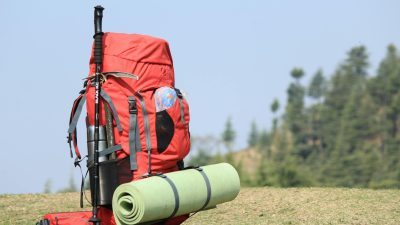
xmin=128 ymin=99 xmax=137 ymax=114
xmin=175 ymin=88 xmax=183 ymax=98
xmin=141 ymin=172 xmax=165 ymax=179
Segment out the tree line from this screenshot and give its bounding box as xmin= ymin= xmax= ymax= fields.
xmin=190 ymin=44 xmax=400 ymax=189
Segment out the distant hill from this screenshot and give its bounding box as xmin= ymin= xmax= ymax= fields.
xmin=229 ymin=148 xmax=262 ymax=181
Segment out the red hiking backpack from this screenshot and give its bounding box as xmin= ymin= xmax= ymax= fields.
xmin=67 ymin=33 xmax=191 ymax=205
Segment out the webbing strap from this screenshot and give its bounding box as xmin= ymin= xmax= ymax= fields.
xmin=88 ymin=144 xmax=122 ymax=162
xmin=100 ymin=91 xmax=122 ymax=132
xmin=175 ymin=89 xmax=185 ymax=124
xmin=157 ymin=174 xmax=180 ymax=219
xmin=99 ymin=144 xmax=122 ymax=157
xmin=67 ymin=95 xmax=86 ymax=159
xmin=196 ymin=168 xmax=212 ymax=211
xmin=68 ymin=95 xmax=86 ymax=134
xmin=128 ymin=97 xmax=138 ymax=170
xmin=136 ymin=93 xmax=152 ymax=173
xmin=74 ymin=158 xmax=85 ymax=208
xmin=135 ymin=117 xmax=142 ymax=152
xmin=102 ymin=71 xmax=139 ymax=80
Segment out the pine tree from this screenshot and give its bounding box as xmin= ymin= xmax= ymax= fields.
xmin=367 ymin=45 xmax=400 ymax=154
xmin=285 ymin=67 xmax=309 ymax=159
xmin=248 ymin=120 xmax=259 ymax=147
xmin=291 ymin=67 xmax=305 ymax=82
xmin=222 ymin=117 xmax=236 ymax=151
xmin=344 ymin=46 xmax=369 ymax=77
xmin=58 ymin=170 xmax=78 ymax=193
xmin=325 ymin=46 xmax=369 ymax=113
xmin=258 ymin=129 xmax=270 ymax=148
xmin=286 ymin=70 xmax=305 ymax=135
xmin=43 ymin=179 xmax=52 ymax=194
xmin=308 ymin=69 xmax=326 ymax=102
xmin=306 ymin=69 xmax=327 ymax=156
xmin=270 ymin=98 xmax=280 ymax=131
xmin=321 ymin=46 xmax=370 ymax=161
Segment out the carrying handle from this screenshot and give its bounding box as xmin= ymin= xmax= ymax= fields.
xmin=93 ymin=5 xmax=104 ymax=64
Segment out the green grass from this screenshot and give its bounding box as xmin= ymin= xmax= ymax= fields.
xmin=1 ymin=188 xmax=399 ymax=225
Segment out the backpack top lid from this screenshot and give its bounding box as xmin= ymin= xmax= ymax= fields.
xmin=89 ymin=33 xmax=175 ymax=90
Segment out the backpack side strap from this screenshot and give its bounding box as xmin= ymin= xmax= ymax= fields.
xmin=67 ymin=94 xmax=86 ymax=159
xmin=174 ymin=89 xmax=185 ymax=124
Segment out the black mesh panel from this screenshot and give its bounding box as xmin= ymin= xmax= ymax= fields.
xmin=156 ymin=110 xmax=174 ymax=153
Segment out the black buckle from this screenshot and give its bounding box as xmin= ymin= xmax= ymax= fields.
xmin=175 ymin=89 xmax=183 ymax=98
xmin=141 ymin=172 xmax=166 ymax=179
xmin=74 ymin=155 xmax=87 ymax=167
xmin=74 ymin=157 xmax=81 ymax=167
xmin=83 ymin=80 xmax=88 ymax=88
xmin=128 ymin=99 xmax=137 ymax=114
xmin=179 ymin=165 xmax=201 ymax=171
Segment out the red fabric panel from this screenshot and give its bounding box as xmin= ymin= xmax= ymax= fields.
xmin=43 ymin=210 xmax=188 ymax=225
xmin=89 ymin=33 xmax=175 ymax=91
xmin=91 ymin=33 xmax=173 ymax=65
xmin=98 ymin=208 xmax=116 ymax=225
xmin=164 ymin=215 xmax=189 ymax=225
xmin=43 ymin=211 xmax=92 ymax=225
xmin=98 ymin=205 xmax=188 ymax=225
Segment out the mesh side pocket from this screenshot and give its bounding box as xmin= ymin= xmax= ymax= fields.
xmin=156 ymin=110 xmax=174 ymax=153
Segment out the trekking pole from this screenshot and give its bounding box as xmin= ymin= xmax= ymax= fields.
xmin=89 ymin=5 xmax=104 ymax=225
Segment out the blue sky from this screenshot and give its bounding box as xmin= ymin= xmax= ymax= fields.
xmin=0 ymin=0 xmax=399 ymax=194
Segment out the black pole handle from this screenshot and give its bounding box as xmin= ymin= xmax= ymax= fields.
xmin=94 ymin=5 xmax=104 ymax=64
xmin=94 ymin=5 xmax=104 ymax=34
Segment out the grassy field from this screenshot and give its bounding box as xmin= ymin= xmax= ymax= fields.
xmin=0 ymin=187 xmax=399 ymax=225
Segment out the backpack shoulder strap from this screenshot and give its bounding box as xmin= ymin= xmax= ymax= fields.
xmin=67 ymin=93 xmax=86 ymax=159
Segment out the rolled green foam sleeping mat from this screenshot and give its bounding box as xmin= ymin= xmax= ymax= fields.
xmin=112 ymin=163 xmax=240 ymax=225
